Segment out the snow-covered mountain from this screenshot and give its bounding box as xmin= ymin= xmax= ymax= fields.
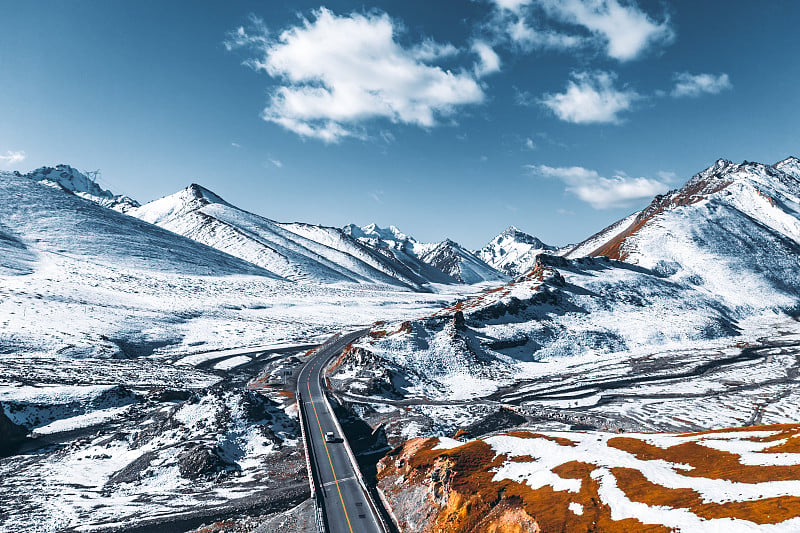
xmin=131 ymin=185 xmax=426 ymax=288
xmin=3 ymin=170 xmax=266 ymax=278
xmin=330 ymin=157 xmax=800 ymax=406
xmin=418 ymin=238 xmax=507 ymax=284
xmin=477 ymin=226 xmax=554 ymax=277
xmin=343 ymin=223 xmax=507 ymax=284
xmin=26 ymin=165 xmax=140 ymax=213
xmin=563 ymin=157 xmax=800 ymax=311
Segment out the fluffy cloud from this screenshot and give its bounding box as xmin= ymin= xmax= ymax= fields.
xmin=540 ymin=71 xmax=639 ymax=124
xmin=531 ymin=164 xmax=668 ymax=209
xmin=0 ymin=150 xmax=26 ymax=166
xmin=535 ymin=0 xmax=674 ymax=61
xmin=472 ymin=40 xmax=501 ymax=76
xmin=487 ymin=0 xmax=673 ymax=61
xmin=411 ymin=39 xmax=460 ymax=61
xmin=226 ymin=9 xmax=485 ymax=143
xmin=671 ymin=72 xmax=732 ymax=98
xmin=507 ymin=18 xmax=586 ymax=51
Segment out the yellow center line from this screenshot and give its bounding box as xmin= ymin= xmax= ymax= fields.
xmin=308 ymin=379 xmax=355 ymax=533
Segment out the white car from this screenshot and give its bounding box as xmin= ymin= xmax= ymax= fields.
xmin=325 ymin=431 xmax=336 ymax=443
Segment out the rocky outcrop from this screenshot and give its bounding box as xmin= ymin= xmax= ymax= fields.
xmin=0 ymin=404 xmax=29 ymax=455
xmin=178 ymin=444 xmax=233 ymax=480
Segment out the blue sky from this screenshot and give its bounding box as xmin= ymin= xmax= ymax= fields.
xmin=1 ymin=1 xmax=798 ymax=249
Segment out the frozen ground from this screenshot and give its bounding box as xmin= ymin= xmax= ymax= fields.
xmin=0 ymin=257 xmax=455 ymax=531
xmin=0 ymin=170 xmax=469 ymax=531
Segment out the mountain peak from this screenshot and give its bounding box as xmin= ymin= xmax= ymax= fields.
xmin=775 ymin=156 xmax=800 ymax=180
xmin=185 ymin=183 xmax=229 ymax=206
xmin=478 ymin=226 xmax=553 ymax=277
xmin=343 ymin=223 xmax=413 ymax=243
xmin=27 ymin=164 xmax=140 ymax=212
xmin=29 ymin=165 xmax=113 ymax=200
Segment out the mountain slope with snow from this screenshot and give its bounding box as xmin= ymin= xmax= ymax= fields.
xmin=329 ymin=157 xmax=800 ymax=417
xmin=418 ymin=238 xmax=507 ymax=284
xmin=344 ymin=223 xmax=507 ymax=284
xmin=564 ymin=158 xmax=800 ymax=312
xmin=477 ymin=226 xmax=554 ymax=277
xmin=131 ymin=186 xmax=425 ymax=288
xmin=1 ymin=171 xmax=267 ymax=277
xmin=26 ymin=165 xmax=140 ymax=213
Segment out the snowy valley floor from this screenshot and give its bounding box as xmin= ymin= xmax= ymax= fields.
xmin=0 ymin=252 xmax=468 ymax=532
xmin=4 ymin=251 xmax=800 ymax=531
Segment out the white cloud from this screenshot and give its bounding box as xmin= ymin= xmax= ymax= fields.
xmin=472 ymin=40 xmax=501 ymax=76
xmin=226 ymin=9 xmax=484 ymax=143
xmin=524 ymin=138 xmax=536 ymax=150
xmin=531 ymin=164 xmax=668 ymax=209
xmin=534 ymin=0 xmax=674 ymax=61
xmin=507 ymin=18 xmax=586 ymax=51
xmin=671 ymin=72 xmax=732 ymax=98
xmin=0 ymin=150 xmax=26 ymax=166
xmin=268 ymin=158 xmax=283 ymax=168
xmin=487 ymin=0 xmax=672 ymax=61
xmin=657 ymin=170 xmax=678 ymax=182
xmin=540 ymin=71 xmax=639 ymax=124
xmin=231 ymin=142 xmax=241 ymax=148
xmin=484 ymin=2 xmax=584 ymax=53
xmin=412 ymin=39 xmax=460 ymax=61
xmin=491 ymin=0 xmax=533 ymax=13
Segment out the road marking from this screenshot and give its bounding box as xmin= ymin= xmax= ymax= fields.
xmin=308 ymin=380 xmax=355 ymax=533
xmin=322 ymin=475 xmax=356 ymax=488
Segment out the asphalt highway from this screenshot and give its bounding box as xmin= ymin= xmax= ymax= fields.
xmin=296 ymin=329 xmax=386 ymax=533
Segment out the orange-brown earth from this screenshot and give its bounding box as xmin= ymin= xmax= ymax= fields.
xmin=588 ymin=175 xmax=733 ymax=261
xmin=377 ymin=424 xmax=800 ymax=533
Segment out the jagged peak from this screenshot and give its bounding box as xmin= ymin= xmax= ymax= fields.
xmin=181 ymin=183 xmax=230 ymax=207
xmin=493 ymin=226 xmax=551 ymax=249
xmin=343 ymin=222 xmax=413 ymax=242
xmin=28 ymin=164 xmax=112 ymax=199
xmin=775 ymin=156 xmax=800 ymax=179
xmin=26 ymin=164 xmax=140 ymax=210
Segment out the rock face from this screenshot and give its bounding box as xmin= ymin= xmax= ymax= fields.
xmin=0 ymin=405 xmax=29 ymax=455
xmin=178 ymin=444 xmax=232 ymax=480
xmin=418 ymin=239 xmax=507 ymax=284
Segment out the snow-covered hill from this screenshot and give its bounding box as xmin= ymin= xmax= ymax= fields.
xmin=2 ymin=170 xmax=266 ymax=277
xmin=344 ymin=223 xmax=507 ymax=284
xmin=26 ymin=165 xmax=140 ymax=213
xmin=131 ymin=186 xmax=425 ymax=288
xmin=477 ymin=226 xmax=554 ymax=277
xmin=563 ymin=157 xmax=800 ymax=311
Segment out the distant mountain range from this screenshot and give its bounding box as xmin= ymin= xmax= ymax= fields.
xmin=17 ymin=164 xmax=536 ymax=288
xmin=343 ymin=223 xmax=507 ymax=284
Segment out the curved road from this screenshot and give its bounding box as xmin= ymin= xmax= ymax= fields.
xmin=297 ymin=329 xmax=387 ymax=533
